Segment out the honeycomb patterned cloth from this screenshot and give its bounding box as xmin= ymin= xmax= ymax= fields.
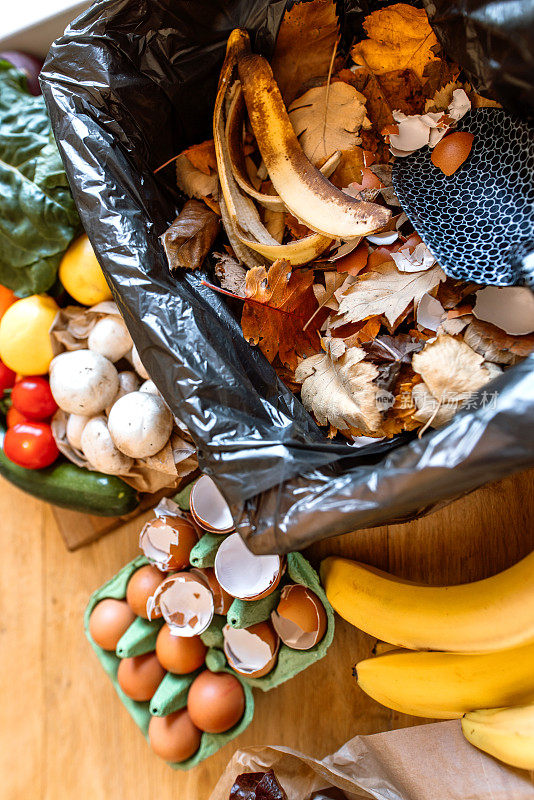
xmin=393 ymin=108 xmax=534 ymax=286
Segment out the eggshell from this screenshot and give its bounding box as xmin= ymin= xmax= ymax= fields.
xmin=214 ymin=532 xmax=283 ymax=601
xmin=191 ymin=567 xmax=233 ymax=614
xmin=140 ymin=516 xmax=198 ymax=571
xmin=89 ymin=598 xmax=136 ymax=651
xmin=223 ymin=621 xmax=279 ymax=678
xmin=187 ymin=670 xmax=245 ymax=733
xmin=189 ymin=475 xmax=234 ymax=533
xmin=147 ymin=572 xmax=214 ymax=637
xmin=148 ymin=709 xmax=202 ymax=762
xmin=431 ymin=132 xmax=474 ymax=176
xmin=271 ymin=584 xmax=327 ymax=651
xmin=126 ymin=565 xmax=166 ymax=619
xmin=117 ymin=653 xmax=165 ymax=701
xmin=156 ymin=624 xmax=207 ymax=674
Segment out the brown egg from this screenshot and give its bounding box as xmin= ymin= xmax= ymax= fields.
xmin=89 ymin=598 xmax=136 ymax=651
xmin=187 ymin=670 xmax=245 ymax=733
xmin=117 ymin=652 xmax=165 ymax=701
xmin=272 ymin=584 xmax=327 ymax=651
xmin=126 ymin=565 xmax=166 ymax=619
xmin=156 ymin=624 xmax=207 ymax=674
xmin=431 ymin=132 xmax=474 ymax=176
xmin=148 ymin=709 xmax=202 ymax=762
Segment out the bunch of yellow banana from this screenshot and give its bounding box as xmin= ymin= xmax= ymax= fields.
xmin=321 ymin=553 xmax=534 ymax=769
xmin=212 ymin=30 xmax=390 ymax=268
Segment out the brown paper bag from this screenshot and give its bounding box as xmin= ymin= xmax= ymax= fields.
xmin=210 ymin=720 xmax=534 ymax=800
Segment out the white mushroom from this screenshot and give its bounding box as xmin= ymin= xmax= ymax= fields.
xmin=105 ymin=371 xmax=140 ymax=415
xmin=107 ymin=391 xmax=173 ymax=458
xmin=66 ymin=413 xmax=91 ymax=451
xmin=81 ymin=416 xmax=133 ymax=475
xmin=130 ymin=344 xmax=150 ymax=379
xmin=88 ymin=316 xmax=133 ymax=362
xmin=49 ymin=350 xmax=119 ymax=415
xmin=139 ymin=379 xmax=159 ymax=396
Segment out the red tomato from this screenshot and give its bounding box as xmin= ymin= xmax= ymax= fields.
xmin=4 ymin=422 xmax=59 ymax=469
xmin=11 ymin=376 xmax=58 ymax=420
xmin=0 ymin=359 xmax=16 ymax=393
xmin=6 ymin=406 xmax=31 ymax=427
xmin=0 ymin=285 xmax=17 ymax=321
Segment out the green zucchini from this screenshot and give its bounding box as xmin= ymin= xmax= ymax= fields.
xmin=0 ymin=423 xmax=139 ymax=516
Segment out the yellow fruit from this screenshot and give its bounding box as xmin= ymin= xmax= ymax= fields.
xmin=0 ymin=294 xmax=59 ymax=375
xmin=59 ymin=235 xmax=112 ymax=306
xmin=356 ymin=642 xmax=534 ymax=719
xmin=462 ymin=704 xmax=534 ymax=770
xmin=320 ymin=553 xmax=534 ymax=653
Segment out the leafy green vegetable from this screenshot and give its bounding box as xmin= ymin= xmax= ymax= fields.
xmin=0 ymin=60 xmax=80 ymax=296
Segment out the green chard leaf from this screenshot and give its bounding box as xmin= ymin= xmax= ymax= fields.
xmin=0 ymin=60 xmax=80 ymax=296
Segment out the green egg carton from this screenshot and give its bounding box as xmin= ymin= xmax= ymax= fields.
xmin=84 ymin=555 xmax=254 ymax=770
xmin=84 ymin=545 xmax=334 ymax=769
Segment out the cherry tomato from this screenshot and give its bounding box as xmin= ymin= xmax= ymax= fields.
xmin=6 ymin=406 xmax=31 ymax=427
xmin=11 ymin=376 xmax=58 ymax=420
xmin=0 ymin=285 xmax=17 ymax=321
xmin=4 ymin=422 xmax=59 ymax=469
xmin=0 ymin=359 xmax=16 ymax=393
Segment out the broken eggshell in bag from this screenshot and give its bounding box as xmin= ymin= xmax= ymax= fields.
xmin=147 ymin=572 xmax=214 ymax=636
xmin=223 ymin=621 xmax=279 ymax=678
xmin=215 ymin=532 xmax=283 ymax=601
xmin=189 ymin=475 xmax=234 ymax=533
xmin=140 ymin=498 xmax=198 ymax=571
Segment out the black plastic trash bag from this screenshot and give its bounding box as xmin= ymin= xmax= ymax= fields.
xmin=40 ymin=0 xmax=534 ymax=554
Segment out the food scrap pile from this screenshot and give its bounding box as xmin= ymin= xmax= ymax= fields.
xmin=161 ymin=1 xmax=534 ymax=444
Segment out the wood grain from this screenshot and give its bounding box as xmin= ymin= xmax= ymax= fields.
xmin=1 ymin=469 xmax=533 ymax=800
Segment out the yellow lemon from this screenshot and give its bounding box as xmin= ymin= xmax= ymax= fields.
xmin=59 ymin=235 xmax=113 ymax=306
xmin=0 ymin=294 xmax=59 ymax=375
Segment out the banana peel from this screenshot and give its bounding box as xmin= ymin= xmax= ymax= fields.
xmin=214 ymin=30 xmax=333 ymax=266
xmin=226 ymin=82 xmax=342 ymax=211
xmin=237 ymin=52 xmax=391 ymax=240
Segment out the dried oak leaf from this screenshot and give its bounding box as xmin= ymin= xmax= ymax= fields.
xmin=351 ymin=4 xmax=440 ymax=80
xmin=182 ymin=139 xmax=217 ymax=175
xmin=295 ymin=343 xmax=381 ymax=433
xmin=271 ymin=0 xmax=339 ymax=106
xmin=412 ymin=334 xmax=493 ymax=403
xmin=332 ymin=261 xmax=446 ymax=330
xmin=241 ymin=259 xmax=320 ymax=370
xmin=288 ymin=82 xmax=370 ymax=166
xmin=176 ymin=152 xmax=218 ymax=199
xmin=464 ymin=318 xmax=534 ymax=365
xmin=161 ymin=200 xmax=220 ymax=271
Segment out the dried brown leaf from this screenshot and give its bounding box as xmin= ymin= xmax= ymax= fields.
xmin=295 ymin=345 xmax=381 ymax=433
xmin=288 ymin=82 xmax=369 ymax=166
xmin=271 ymin=0 xmax=339 ymax=105
xmin=161 ymin=200 xmax=220 ymax=271
xmin=241 ymin=259 xmax=320 ymax=370
xmin=176 ymin=153 xmax=218 ymax=199
xmin=412 ymin=333 xmax=492 ymax=402
xmin=182 ymin=139 xmax=217 ymax=175
xmin=332 ymin=262 xmax=446 ymax=330
xmin=351 ymin=4 xmax=439 ymax=80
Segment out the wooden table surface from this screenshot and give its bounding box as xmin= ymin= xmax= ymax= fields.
xmin=2 ymin=469 xmax=533 ymax=800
